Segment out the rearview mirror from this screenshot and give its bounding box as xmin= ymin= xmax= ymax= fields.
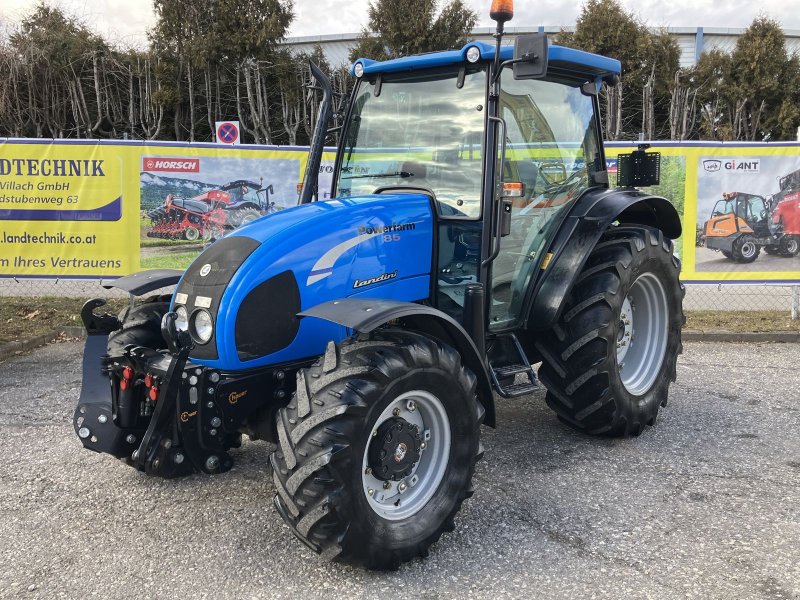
xmin=513 ymin=34 xmax=548 ymax=80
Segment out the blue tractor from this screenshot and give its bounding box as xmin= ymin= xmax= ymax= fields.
xmin=75 ymin=1 xmax=684 ymax=570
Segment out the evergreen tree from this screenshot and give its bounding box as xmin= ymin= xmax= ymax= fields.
xmin=349 ymin=0 xmax=477 ymax=62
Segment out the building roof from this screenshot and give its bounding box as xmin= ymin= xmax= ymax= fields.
xmin=282 ymin=26 xmax=800 ymax=70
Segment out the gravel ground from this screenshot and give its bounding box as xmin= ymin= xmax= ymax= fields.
xmin=1 ymin=341 xmax=798 ymax=599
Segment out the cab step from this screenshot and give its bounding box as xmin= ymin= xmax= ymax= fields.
xmin=488 ymin=334 xmax=539 ymax=398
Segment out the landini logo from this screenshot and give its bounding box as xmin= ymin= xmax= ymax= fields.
xmin=703 ymin=158 xmax=760 ymax=173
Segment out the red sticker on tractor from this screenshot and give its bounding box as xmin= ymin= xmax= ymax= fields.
xmin=142 ymin=157 xmax=200 ymax=173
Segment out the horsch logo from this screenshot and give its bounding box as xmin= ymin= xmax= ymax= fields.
xmin=703 ymin=158 xmax=760 ymax=173
xmin=143 ymin=157 xmax=200 ymax=173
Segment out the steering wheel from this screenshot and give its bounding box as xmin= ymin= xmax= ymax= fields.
xmin=541 ymin=169 xmax=586 ymax=198
xmin=439 ymin=202 xmax=468 ymax=218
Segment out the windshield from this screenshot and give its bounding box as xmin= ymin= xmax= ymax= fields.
xmin=336 ymin=68 xmax=487 ymax=217
xmin=713 ymin=200 xmax=734 ymax=215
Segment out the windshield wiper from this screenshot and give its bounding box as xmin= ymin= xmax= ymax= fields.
xmin=342 ymin=171 xmax=415 ymax=180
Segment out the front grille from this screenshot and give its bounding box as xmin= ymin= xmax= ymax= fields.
xmin=235 ymin=271 xmax=301 ymax=361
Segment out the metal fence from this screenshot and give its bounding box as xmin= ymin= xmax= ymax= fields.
xmin=1 ymin=277 xmax=798 ymax=321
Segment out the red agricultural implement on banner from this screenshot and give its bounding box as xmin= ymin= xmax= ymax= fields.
xmin=147 ymin=180 xmax=275 ymax=241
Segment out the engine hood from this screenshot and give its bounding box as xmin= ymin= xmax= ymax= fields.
xmin=173 ymin=193 xmax=435 ymax=370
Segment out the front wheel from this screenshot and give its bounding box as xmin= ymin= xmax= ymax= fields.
xmin=779 ymin=236 xmax=800 ymax=257
xmin=271 ymin=330 xmax=484 ymax=569
xmin=732 ymin=234 xmax=759 ymax=263
xmin=536 ymin=226 xmax=685 ymax=436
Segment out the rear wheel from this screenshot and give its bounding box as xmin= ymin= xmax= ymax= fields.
xmin=535 ymin=226 xmax=685 ymax=437
xmin=183 ymin=226 xmax=200 ymax=241
xmin=230 ymin=207 xmax=262 ymax=229
xmin=779 ymin=236 xmax=800 ymax=257
xmin=271 ymin=330 xmax=483 ymax=569
xmin=731 ymin=234 xmax=759 ymax=263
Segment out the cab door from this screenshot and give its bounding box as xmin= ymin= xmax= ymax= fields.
xmin=489 ymin=74 xmax=605 ymax=330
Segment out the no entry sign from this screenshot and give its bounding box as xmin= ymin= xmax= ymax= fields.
xmin=215 ymin=121 xmax=240 ymax=145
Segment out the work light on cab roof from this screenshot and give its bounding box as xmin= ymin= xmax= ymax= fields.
xmin=489 ymin=0 xmax=514 ymax=23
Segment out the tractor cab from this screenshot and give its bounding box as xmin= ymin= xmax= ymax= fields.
xmin=708 ymin=191 xmax=770 ymax=237
xmin=331 ymin=37 xmax=621 ymax=336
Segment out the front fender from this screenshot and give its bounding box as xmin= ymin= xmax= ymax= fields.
xmin=525 ymin=188 xmax=681 ymax=331
xmin=301 ymin=298 xmax=496 ymax=428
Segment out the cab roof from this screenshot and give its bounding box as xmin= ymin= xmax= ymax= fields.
xmin=351 ymin=40 xmax=621 ymax=82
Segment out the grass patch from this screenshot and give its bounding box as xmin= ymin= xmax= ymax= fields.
xmin=140 ymin=252 xmax=198 ymax=270
xmin=686 ymin=310 xmax=799 ymax=332
xmin=1 ymin=298 xmax=796 ymax=346
xmin=0 ymin=297 xmax=126 ymax=344
xmin=141 ymin=238 xmax=201 ymax=248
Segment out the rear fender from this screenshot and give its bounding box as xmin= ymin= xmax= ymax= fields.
xmin=300 ymin=298 xmax=496 ymax=427
xmin=525 ymin=188 xmax=681 ymax=331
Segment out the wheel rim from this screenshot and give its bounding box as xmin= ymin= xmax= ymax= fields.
xmin=361 ymin=390 xmax=451 ymax=521
xmin=617 ymin=273 xmax=669 ymax=396
xmin=740 ymin=240 xmax=756 ymax=259
xmin=184 ymin=227 xmax=199 ymax=241
xmin=787 ymin=239 xmax=799 ymax=254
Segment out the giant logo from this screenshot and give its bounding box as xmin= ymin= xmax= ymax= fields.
xmin=703 ymin=158 xmax=760 ymax=174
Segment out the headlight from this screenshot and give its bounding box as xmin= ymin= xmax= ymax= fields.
xmin=354 ymin=62 xmax=364 ymax=78
xmin=192 ymin=309 xmax=213 ymax=343
xmin=466 ymin=46 xmax=481 ymax=63
xmin=175 ymin=306 xmax=189 ymax=331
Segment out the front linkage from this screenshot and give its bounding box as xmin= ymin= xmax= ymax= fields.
xmin=74 ymin=299 xmax=295 ymax=478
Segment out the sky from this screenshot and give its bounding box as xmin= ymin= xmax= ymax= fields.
xmin=2 ymin=0 xmax=800 ymax=47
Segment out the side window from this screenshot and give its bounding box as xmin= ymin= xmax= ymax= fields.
xmin=490 ymin=75 xmax=601 ymax=329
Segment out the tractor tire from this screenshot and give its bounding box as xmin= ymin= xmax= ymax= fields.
xmin=202 ymin=224 xmax=225 ymax=244
xmin=731 ymin=234 xmax=759 ymax=263
xmin=230 ymin=208 xmax=262 ymax=229
xmin=183 ymin=226 xmax=200 ymax=242
xmin=271 ymin=329 xmax=484 ymax=570
xmin=107 ymin=297 xmax=170 ymax=356
xmin=764 ymin=245 xmax=780 ymax=256
xmin=778 ymin=236 xmax=800 ymax=258
xmin=535 ymin=226 xmax=685 ymax=437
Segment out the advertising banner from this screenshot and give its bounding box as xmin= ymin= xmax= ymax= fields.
xmin=0 ymin=140 xmax=309 ymax=278
xmin=1 ymin=139 xmax=799 ymax=283
xmin=607 ymin=143 xmax=800 ymax=283
xmin=0 ymin=141 xmax=137 ymax=277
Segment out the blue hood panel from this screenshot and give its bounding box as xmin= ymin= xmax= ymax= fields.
xmin=186 ymin=194 xmax=435 ymax=369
